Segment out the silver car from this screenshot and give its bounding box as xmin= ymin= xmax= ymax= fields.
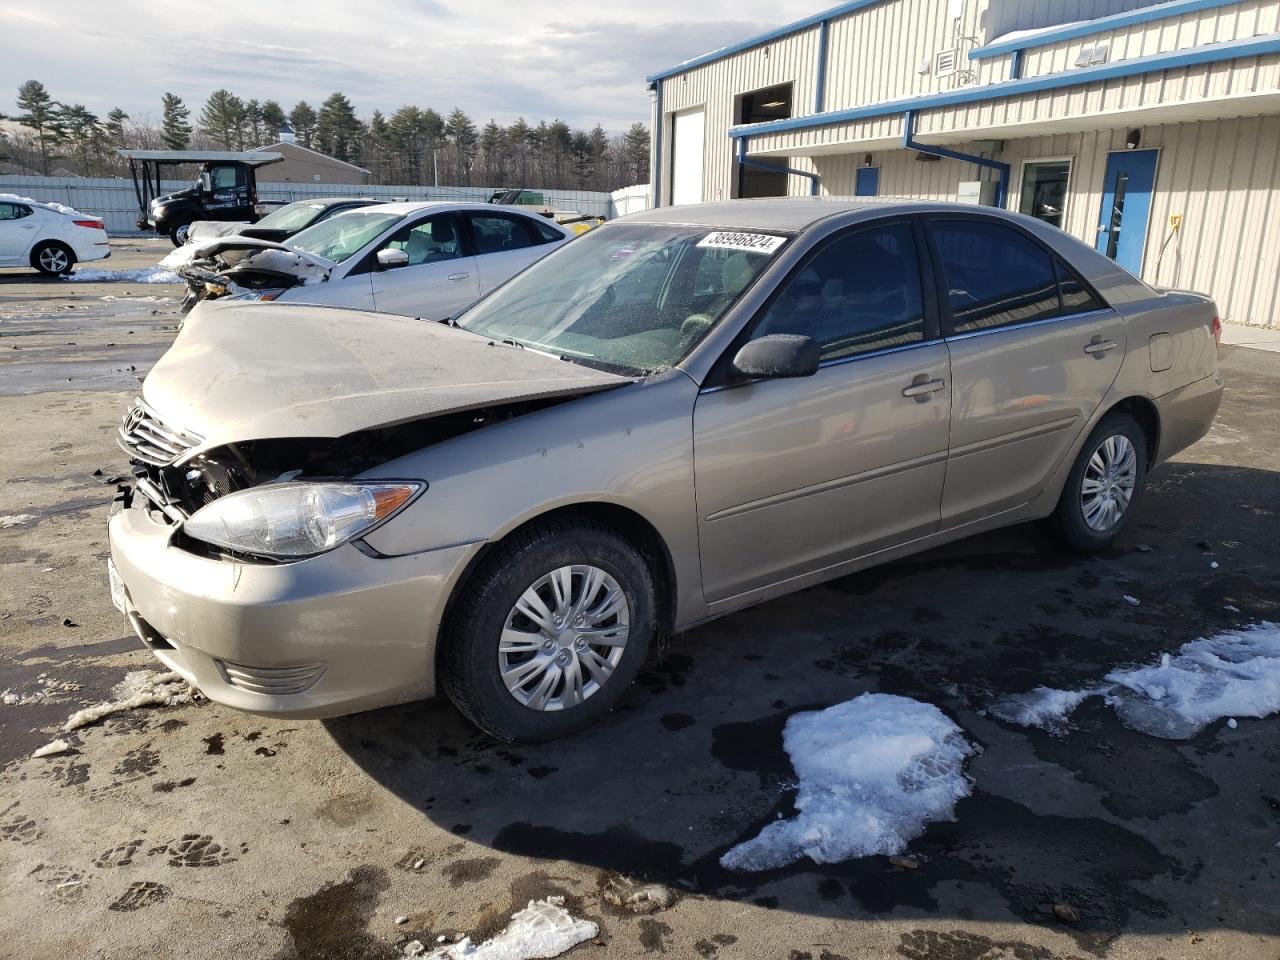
xmin=107 ymin=198 xmax=1223 ymax=741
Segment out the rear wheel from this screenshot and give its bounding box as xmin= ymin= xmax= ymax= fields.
xmin=31 ymin=241 xmax=75 ymax=276
xmin=1048 ymin=412 xmax=1147 ymax=552
xmin=441 ymin=519 xmax=655 ymax=742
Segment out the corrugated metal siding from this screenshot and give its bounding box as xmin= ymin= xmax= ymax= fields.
xmin=0 ymin=176 xmax=615 ymax=234
xmin=982 ymin=0 xmax=1165 ymax=41
xmin=660 ymin=26 xmax=822 ymax=204
xmin=1001 ymin=0 xmax=1280 ymax=82
xmin=816 ymin=115 xmax=1280 ymax=327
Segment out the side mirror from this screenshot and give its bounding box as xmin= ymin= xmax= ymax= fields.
xmin=731 ymin=334 xmax=821 ymax=380
xmin=199 ymin=172 xmax=213 ymax=193
xmin=377 ymin=248 xmax=409 ymax=270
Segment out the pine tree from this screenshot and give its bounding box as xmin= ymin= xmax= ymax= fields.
xmin=199 ymin=89 xmax=245 ymax=148
xmin=445 ymin=108 xmax=477 ymax=183
xmin=14 ymin=80 xmax=63 ymax=174
xmin=59 ymin=104 xmax=104 ymax=173
xmin=315 ymin=92 xmax=362 ymax=163
xmin=506 ymin=118 xmax=532 ymax=184
xmin=106 ymin=108 xmax=129 ymax=147
xmin=260 ymin=100 xmax=286 ymax=141
xmin=622 ymin=122 xmax=651 ymax=183
xmin=244 ymin=99 xmax=264 ymax=145
xmin=288 ymin=101 xmax=317 ymax=147
xmin=160 ymin=94 xmax=192 ymax=150
xmin=479 ymin=120 xmax=505 ymax=185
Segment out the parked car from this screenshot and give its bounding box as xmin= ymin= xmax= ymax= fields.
xmin=0 ymin=193 xmax=109 ymax=276
xmin=185 ymin=197 xmax=385 ymax=245
xmin=108 ymin=198 xmax=1222 ymax=741
xmin=171 ymin=201 xmax=573 ymax=318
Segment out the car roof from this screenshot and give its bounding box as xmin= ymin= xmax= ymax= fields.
xmin=619 ymin=196 xmax=1048 ymax=232
xmin=353 ymin=200 xmax=549 ymax=217
xmin=291 ymin=197 xmax=383 ymax=208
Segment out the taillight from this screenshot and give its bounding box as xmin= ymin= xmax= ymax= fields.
xmin=73 ymin=219 xmax=105 ymax=230
xmin=1211 ymin=315 xmax=1222 ymax=346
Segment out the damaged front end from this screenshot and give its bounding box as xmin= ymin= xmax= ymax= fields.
xmin=169 ymin=241 xmax=333 ymax=313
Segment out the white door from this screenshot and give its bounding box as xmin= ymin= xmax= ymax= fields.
xmin=671 ymin=108 xmax=705 ymax=206
xmin=0 ymin=202 xmax=38 ymax=260
xmin=366 ymin=213 xmax=482 ymax=320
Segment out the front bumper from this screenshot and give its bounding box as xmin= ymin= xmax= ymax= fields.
xmin=107 ymin=499 xmax=477 ymax=718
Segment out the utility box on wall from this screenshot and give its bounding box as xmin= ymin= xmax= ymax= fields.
xmin=956 ymin=180 xmax=1000 ymax=206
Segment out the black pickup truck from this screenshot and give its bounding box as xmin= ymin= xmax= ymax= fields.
xmin=119 ymin=150 xmax=285 ymax=245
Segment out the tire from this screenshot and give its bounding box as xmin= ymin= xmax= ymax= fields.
xmin=1048 ymin=412 xmax=1148 ymax=553
xmin=168 ymin=221 xmax=191 ymax=246
xmin=441 ymin=519 xmax=656 ymax=742
xmin=31 ymin=241 xmax=75 ymax=276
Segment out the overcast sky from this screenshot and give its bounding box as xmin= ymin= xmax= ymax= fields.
xmin=0 ymin=0 xmax=793 ymax=133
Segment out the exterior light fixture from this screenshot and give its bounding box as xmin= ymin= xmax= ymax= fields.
xmin=863 ymin=154 xmax=873 ymax=167
xmin=1125 ymin=128 xmax=1142 ymax=149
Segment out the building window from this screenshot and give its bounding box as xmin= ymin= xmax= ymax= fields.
xmin=1019 ymin=159 xmax=1071 ymax=229
xmin=735 ymin=83 xmax=792 ymax=199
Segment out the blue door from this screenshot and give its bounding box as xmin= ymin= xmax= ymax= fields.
xmin=855 ymin=166 xmax=880 ymax=197
xmin=1095 ymin=149 xmax=1158 ymax=275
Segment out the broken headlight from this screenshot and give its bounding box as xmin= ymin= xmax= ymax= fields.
xmin=182 ymin=481 xmax=423 ymax=559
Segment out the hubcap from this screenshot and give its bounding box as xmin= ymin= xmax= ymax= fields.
xmin=175 ymin=224 xmax=190 ymax=244
xmin=40 ymin=248 xmax=68 ymax=272
xmin=1080 ymin=434 xmax=1137 ymax=532
xmin=498 ymin=564 xmax=630 ymax=712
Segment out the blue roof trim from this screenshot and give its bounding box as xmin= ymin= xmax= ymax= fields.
xmin=729 ymin=32 xmax=1280 ymax=139
xmin=645 ymin=0 xmax=887 ymax=82
xmin=969 ymin=0 xmax=1246 ymax=60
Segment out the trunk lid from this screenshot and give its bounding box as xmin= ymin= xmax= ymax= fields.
xmin=141 ymin=301 xmax=629 ymax=450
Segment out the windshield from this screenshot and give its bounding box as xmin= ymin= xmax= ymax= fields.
xmin=288 ymin=211 xmax=400 ymax=263
xmin=456 ymin=223 xmax=788 ymax=374
xmin=257 ymin=201 xmax=329 ymax=232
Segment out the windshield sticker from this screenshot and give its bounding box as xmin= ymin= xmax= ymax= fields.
xmin=697 ymin=231 xmax=786 ymax=255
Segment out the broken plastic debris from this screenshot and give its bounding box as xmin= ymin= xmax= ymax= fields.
xmin=600 ymin=875 xmax=675 ymax=914
xmin=721 ymin=693 xmax=973 ymax=871
xmin=405 ymin=898 xmax=597 ymax=959
xmin=1123 ymin=595 xmax=1141 ymax=606
xmin=32 ymin=739 xmax=73 ymax=758
xmin=62 ymin=670 xmax=193 ymax=731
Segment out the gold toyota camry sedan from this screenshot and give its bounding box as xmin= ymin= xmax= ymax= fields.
xmin=107 ymin=197 xmax=1223 ymax=741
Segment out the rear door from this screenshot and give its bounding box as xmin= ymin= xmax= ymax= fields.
xmin=465 ymin=212 xmax=564 ymax=293
xmin=925 ymin=214 xmax=1126 ymax=528
xmin=692 ymin=218 xmax=951 ymax=602
xmin=365 ymin=213 xmax=480 ymax=319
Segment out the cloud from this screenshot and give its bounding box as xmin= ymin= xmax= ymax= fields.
xmin=0 ymin=0 xmax=776 ymax=132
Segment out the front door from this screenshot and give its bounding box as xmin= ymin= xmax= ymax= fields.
xmin=855 ymin=167 xmax=880 ymax=196
xmin=927 ymin=215 xmax=1126 ymax=527
xmin=693 ymin=219 xmax=950 ymax=603
xmin=1095 ymin=149 xmax=1158 ymax=275
xmin=366 ymin=213 xmax=481 ymax=319
xmin=0 ymin=201 xmax=36 ymax=260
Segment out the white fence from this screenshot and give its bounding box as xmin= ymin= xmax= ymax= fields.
xmin=0 ymin=176 xmax=619 ymax=235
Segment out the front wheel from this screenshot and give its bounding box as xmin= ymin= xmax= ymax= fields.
xmin=32 ymin=242 xmax=75 ymax=276
xmin=1048 ymin=412 xmax=1148 ymax=552
xmin=168 ymin=221 xmax=191 ymax=246
xmin=441 ymin=519 xmax=655 ymax=742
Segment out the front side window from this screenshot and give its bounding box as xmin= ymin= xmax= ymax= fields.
xmin=209 ymin=165 xmax=240 ymax=189
xmin=469 ymin=214 xmax=535 ymax=255
xmin=288 ymin=211 xmax=401 ymax=264
xmin=752 ymin=221 xmax=926 ymax=361
xmin=930 ymin=218 xmax=1061 ymax=334
xmin=1019 ymin=160 xmax=1071 ymax=229
xmin=456 ymin=223 xmax=788 ymax=375
xmin=378 ymin=216 xmax=462 ymax=265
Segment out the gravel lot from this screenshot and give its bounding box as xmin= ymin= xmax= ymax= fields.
xmin=2 ymin=238 xmax=1278 ymax=960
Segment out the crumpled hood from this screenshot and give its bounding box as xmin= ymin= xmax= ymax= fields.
xmin=141 ymin=301 xmax=629 ymax=450
xmin=187 ymin=220 xmax=252 ymax=244
xmin=161 ymin=236 xmax=336 ymax=286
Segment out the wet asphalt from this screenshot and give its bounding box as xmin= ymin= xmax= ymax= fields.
xmin=0 ymin=239 xmax=1277 ymax=960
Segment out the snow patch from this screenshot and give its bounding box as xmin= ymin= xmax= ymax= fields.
xmin=0 ymin=192 xmax=90 ymax=219
xmin=990 ymin=623 xmax=1280 ymax=739
xmin=62 ymin=670 xmax=192 ymax=731
xmin=63 ymin=267 xmax=181 ymax=284
xmin=0 ymin=513 xmax=37 ymax=528
xmin=32 ymin=739 xmax=72 ymax=758
xmin=720 ymin=693 xmax=974 ymax=872
xmin=403 ymin=897 xmax=597 ymax=959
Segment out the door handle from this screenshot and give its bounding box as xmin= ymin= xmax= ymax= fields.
xmin=448 ymin=272 xmax=471 ymax=281
xmin=1083 ymin=339 xmax=1118 ymax=356
xmin=901 ymin=376 xmax=946 ymax=401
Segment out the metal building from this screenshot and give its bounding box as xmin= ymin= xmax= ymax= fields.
xmin=646 ymin=0 xmax=1280 ymax=327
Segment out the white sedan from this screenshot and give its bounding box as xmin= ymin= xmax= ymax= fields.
xmin=0 ymin=193 xmax=110 ymax=275
xmin=171 ymin=201 xmax=574 ymax=319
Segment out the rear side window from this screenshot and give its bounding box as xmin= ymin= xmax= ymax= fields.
xmin=0 ymin=202 xmax=32 ymax=220
xmin=1057 ymin=260 xmax=1105 ymax=314
xmin=930 ymin=218 xmax=1061 ymax=334
xmin=469 ymin=214 xmax=536 ymax=255
xmin=530 ymin=218 xmax=566 ymax=244
xmin=753 ymin=221 xmax=926 ymax=361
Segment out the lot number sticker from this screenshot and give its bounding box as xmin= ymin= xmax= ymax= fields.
xmin=697 ymin=231 xmax=786 ymax=255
